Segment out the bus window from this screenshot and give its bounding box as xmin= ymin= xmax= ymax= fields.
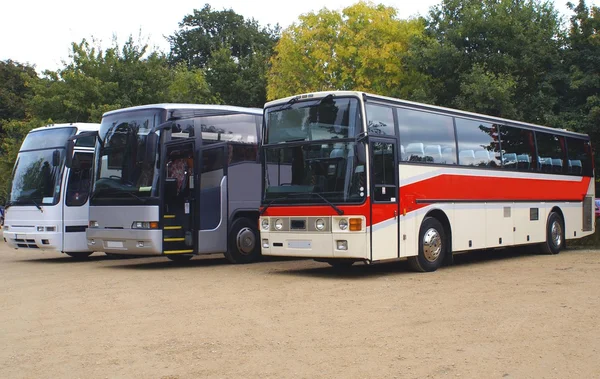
xmin=66 ymin=152 xmax=93 ymax=207
xmin=371 ymin=142 xmax=396 ymax=202
xmin=499 ymin=126 xmax=537 ymax=171
xmin=366 ymin=104 xmax=395 ymax=136
xmin=535 ymin=132 xmax=566 ymax=174
xmin=396 ymin=108 xmax=456 ymax=164
xmin=566 ymin=137 xmax=593 ymax=177
xmin=455 ymin=118 xmax=501 ymax=168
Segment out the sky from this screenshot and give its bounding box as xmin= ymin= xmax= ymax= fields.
xmin=1 ymin=0 xmax=598 ymax=73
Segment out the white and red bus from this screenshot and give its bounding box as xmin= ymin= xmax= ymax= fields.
xmin=259 ymin=91 xmax=595 ymax=271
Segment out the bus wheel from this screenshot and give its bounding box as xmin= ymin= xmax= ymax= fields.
xmin=540 ymin=212 xmax=564 ymax=255
xmin=167 ymin=254 xmax=193 ymax=262
xmin=65 ymin=252 xmax=93 ymax=260
xmin=409 ymin=217 xmax=446 ymax=272
xmin=225 ymin=217 xmax=261 ymax=264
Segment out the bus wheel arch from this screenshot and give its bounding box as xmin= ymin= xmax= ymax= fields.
xmin=540 ymin=207 xmax=565 ymax=255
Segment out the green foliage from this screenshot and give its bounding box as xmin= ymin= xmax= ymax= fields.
xmin=0 ymin=118 xmax=46 ymax=203
xmin=411 ymin=0 xmax=564 ymax=123
xmin=0 ymin=60 xmax=39 ymax=122
xmin=267 ymin=1 xmax=426 ymax=101
xmin=30 ymin=36 xmax=216 ymax=123
xmin=168 ymin=4 xmax=280 ymax=107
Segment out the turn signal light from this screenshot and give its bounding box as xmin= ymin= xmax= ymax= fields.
xmin=349 ymin=218 xmax=362 ymax=231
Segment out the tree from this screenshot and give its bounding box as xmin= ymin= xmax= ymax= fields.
xmin=410 ymin=0 xmax=564 ymax=123
xmin=267 ymin=1 xmax=426 ymax=101
xmin=30 ymin=36 xmax=215 ymax=123
xmin=168 ymin=4 xmax=280 ymax=107
xmin=0 ymin=60 xmax=39 ymax=122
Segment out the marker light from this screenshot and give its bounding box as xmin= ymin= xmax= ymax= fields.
xmin=275 ymin=219 xmax=283 ymax=230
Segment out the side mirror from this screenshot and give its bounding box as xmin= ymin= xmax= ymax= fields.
xmin=65 ymin=141 xmax=75 ymax=168
xmin=145 ymin=132 xmax=157 ymax=162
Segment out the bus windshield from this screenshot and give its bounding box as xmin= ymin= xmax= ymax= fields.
xmin=9 ymin=149 xmax=65 ymax=206
xmin=92 ymin=109 xmax=161 ymax=204
xmin=265 ymin=96 xmax=361 ymax=144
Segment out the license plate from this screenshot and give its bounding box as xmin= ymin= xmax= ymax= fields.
xmin=287 ymin=240 xmax=311 ymax=249
xmin=106 ymin=241 xmax=124 ymax=248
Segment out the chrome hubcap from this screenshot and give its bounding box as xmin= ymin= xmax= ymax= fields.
xmin=237 ymin=227 xmax=256 ymax=255
xmin=551 ymin=220 xmax=562 ymax=248
xmin=423 ymin=228 xmax=442 ymax=262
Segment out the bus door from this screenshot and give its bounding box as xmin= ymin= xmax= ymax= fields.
xmin=162 ymin=140 xmax=197 ymax=255
xmin=197 ymin=142 xmax=228 ymax=254
xmin=368 ymin=138 xmax=399 ymax=260
xmin=63 ymin=151 xmax=94 ymax=252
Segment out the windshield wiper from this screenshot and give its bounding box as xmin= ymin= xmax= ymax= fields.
xmin=288 ymin=192 xmax=344 ymax=215
xmin=31 ymin=199 xmax=43 ymax=213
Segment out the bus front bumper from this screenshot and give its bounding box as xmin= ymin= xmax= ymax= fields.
xmin=3 ymin=230 xmax=62 ymax=252
xmin=86 ymin=228 xmax=163 ymax=255
xmin=260 ymin=232 xmax=368 ymax=260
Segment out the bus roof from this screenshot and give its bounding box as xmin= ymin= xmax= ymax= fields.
xmin=264 ymin=91 xmax=589 ymax=139
xmin=29 ymin=123 xmax=100 ymax=134
xmin=102 ymin=104 xmax=263 ymax=117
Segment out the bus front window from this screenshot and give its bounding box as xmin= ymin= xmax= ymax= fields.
xmin=92 ymin=110 xmax=160 ymax=203
xmin=9 ymin=149 xmax=65 ymax=206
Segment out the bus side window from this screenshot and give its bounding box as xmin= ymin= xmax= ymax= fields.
xmin=566 ymin=137 xmax=592 ymax=177
xmin=499 ymin=126 xmax=537 ymax=171
xmin=536 ymin=132 xmax=566 ymax=174
xmin=66 ymin=152 xmax=93 ymax=207
xmin=372 ymin=142 xmax=396 ymax=202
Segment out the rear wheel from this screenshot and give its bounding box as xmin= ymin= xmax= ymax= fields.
xmin=65 ymin=251 xmax=93 ymax=260
xmin=540 ymin=211 xmax=564 ymax=255
xmin=167 ymin=254 xmax=193 ymax=262
xmin=408 ymin=217 xmax=446 ymax=272
xmin=224 ymin=217 xmax=261 ymax=264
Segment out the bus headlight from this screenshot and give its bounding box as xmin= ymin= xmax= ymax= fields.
xmin=261 ymin=218 xmax=270 ymax=231
xmin=275 ymin=219 xmax=283 ymax=230
xmin=339 ymin=219 xmax=348 ymax=230
xmin=132 ymin=221 xmax=159 ymax=229
xmin=315 ymin=218 xmax=325 ymax=231
xmin=89 ymin=221 xmax=99 ymax=228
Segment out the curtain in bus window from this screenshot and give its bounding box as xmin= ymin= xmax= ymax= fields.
xmin=396 ymin=108 xmax=456 ymax=164
xmin=535 ymin=132 xmax=566 ymax=174
xmin=455 ymin=118 xmax=501 ymax=167
xmin=566 ymin=137 xmax=592 ymax=176
xmin=498 ymin=126 xmax=537 ymax=171
xmin=366 ymin=104 xmax=396 ymax=136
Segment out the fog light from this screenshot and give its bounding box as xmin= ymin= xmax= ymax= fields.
xmin=275 ymin=219 xmax=283 ymax=230
xmin=42 ymin=239 xmax=49 ymax=245
xmin=136 ymin=241 xmax=144 ymax=248
xmin=336 ymin=240 xmax=348 ymax=250
xmin=261 ymin=218 xmax=269 ymax=231
xmin=37 ymin=226 xmax=44 ymax=232
xmin=262 ymin=239 xmax=269 ymax=248
xmin=88 ymin=239 xmax=96 ymax=245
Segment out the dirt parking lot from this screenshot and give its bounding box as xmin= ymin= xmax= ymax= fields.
xmin=0 ymin=239 xmax=599 ymax=379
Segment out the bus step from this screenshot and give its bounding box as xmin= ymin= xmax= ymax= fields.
xmin=164 ymin=226 xmax=182 ymax=230
xmin=164 ymin=249 xmax=194 ymax=255
xmin=164 ymin=214 xmax=176 ymax=219
xmin=164 ymin=237 xmax=185 ymax=242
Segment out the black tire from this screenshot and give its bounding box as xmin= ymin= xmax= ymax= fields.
xmin=167 ymin=254 xmax=193 ymax=262
xmin=65 ymin=251 xmax=93 ymax=260
xmin=540 ymin=211 xmax=564 ymax=255
xmin=224 ymin=217 xmax=261 ymax=264
xmin=408 ymin=217 xmax=446 ymax=272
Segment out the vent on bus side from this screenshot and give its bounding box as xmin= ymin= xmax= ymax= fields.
xmin=583 ymin=196 xmax=593 ymax=232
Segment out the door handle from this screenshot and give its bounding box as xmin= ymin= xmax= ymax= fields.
xmin=394 ymin=210 xmax=397 ymax=219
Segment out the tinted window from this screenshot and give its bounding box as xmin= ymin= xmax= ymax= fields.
xmin=66 ymin=152 xmax=93 ymax=206
xmin=21 ymin=127 xmax=75 ymax=150
xmin=201 ymin=147 xmax=224 ymax=189
xmin=536 ymin=132 xmax=566 ymax=174
xmin=75 ymin=135 xmax=96 ymax=147
xmin=366 ymin=104 xmax=395 ymax=136
xmin=396 ymin=108 xmax=456 ymax=164
xmin=566 ymin=137 xmax=593 ymax=177
xmin=499 ymin=126 xmax=537 ymax=171
xmin=455 ymin=118 xmax=501 ymax=167
xmin=199 ymin=114 xmax=258 ymax=144
xmin=229 ymin=143 xmax=258 ymax=164
xmin=371 ymin=141 xmax=396 ymax=202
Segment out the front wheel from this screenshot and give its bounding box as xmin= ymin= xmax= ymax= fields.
xmin=408 ymin=217 xmax=446 ymax=272
xmin=65 ymin=251 xmax=93 ymax=260
xmin=540 ymin=211 xmax=564 ymax=255
xmin=224 ymin=217 xmax=261 ymax=264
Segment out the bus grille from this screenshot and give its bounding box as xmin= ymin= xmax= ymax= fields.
xmin=583 ymin=196 xmax=593 ymax=232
